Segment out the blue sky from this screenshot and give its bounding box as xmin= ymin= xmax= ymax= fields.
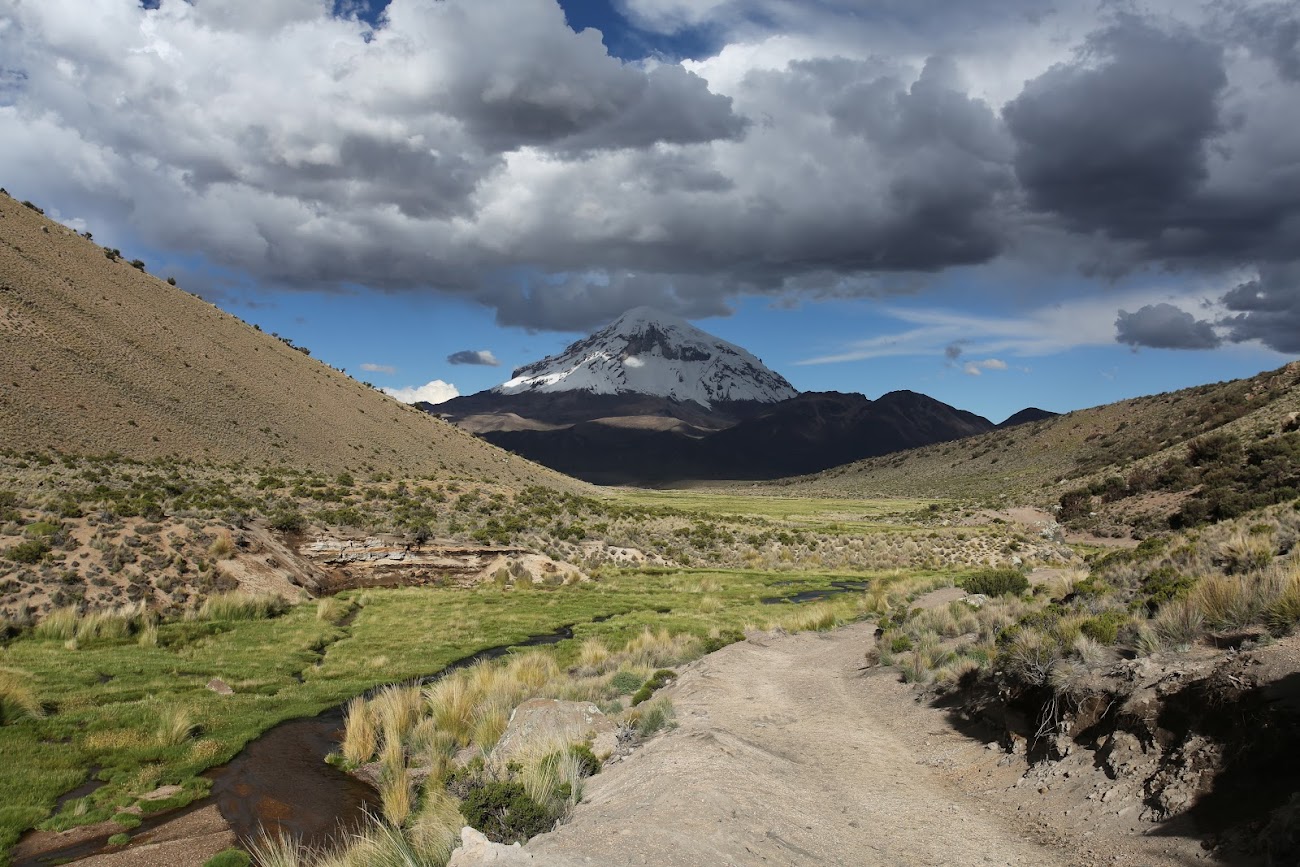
xmin=3 ymin=0 xmax=1297 ymax=423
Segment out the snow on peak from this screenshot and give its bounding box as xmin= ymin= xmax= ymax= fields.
xmin=493 ymin=308 xmax=798 ymax=407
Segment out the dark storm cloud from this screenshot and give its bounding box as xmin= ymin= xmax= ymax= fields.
xmin=4 ymin=0 xmax=1300 ymax=344
xmin=1004 ymin=19 xmax=1228 ymax=241
xmin=1231 ymin=2 xmax=1300 ymax=81
xmin=1115 ymin=303 xmax=1221 ymax=350
xmin=1219 ymin=265 xmax=1300 ymax=353
xmin=447 ymin=350 xmax=501 ymax=366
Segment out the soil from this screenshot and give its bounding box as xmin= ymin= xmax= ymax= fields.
xmin=512 ymin=623 xmax=1213 ymax=866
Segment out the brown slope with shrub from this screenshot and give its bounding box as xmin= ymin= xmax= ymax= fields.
xmin=0 ymin=192 xmax=576 ymax=488
xmin=764 ymin=362 xmax=1300 ymax=509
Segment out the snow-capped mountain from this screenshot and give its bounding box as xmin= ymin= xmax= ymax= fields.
xmin=493 ymin=307 xmax=798 ymax=407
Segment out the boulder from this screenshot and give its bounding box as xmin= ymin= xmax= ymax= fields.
xmin=494 ymin=698 xmax=618 ymax=761
xmin=447 ymin=827 xmax=534 ymax=866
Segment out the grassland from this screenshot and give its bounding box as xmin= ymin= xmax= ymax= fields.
xmin=0 ymin=564 xmax=947 ymax=861
xmin=619 ymin=489 xmax=942 ymax=531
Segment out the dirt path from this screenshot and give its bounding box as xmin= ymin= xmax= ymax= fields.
xmin=524 ymin=623 xmax=1069 ymax=866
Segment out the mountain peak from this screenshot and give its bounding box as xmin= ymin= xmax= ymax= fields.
xmin=494 ymin=308 xmax=798 ymax=407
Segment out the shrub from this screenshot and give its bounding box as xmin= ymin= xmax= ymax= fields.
xmin=630 ymin=669 xmax=676 ymax=706
xmin=608 ymin=670 xmax=641 ymax=695
xmin=566 ymin=743 xmax=601 ymax=777
xmin=459 ymin=781 xmax=554 ymax=844
xmin=5 ymin=539 xmax=49 ymax=564
xmin=107 ymin=833 xmax=130 ymax=847
xmin=961 ymin=569 xmax=1029 ymax=597
xmin=1141 ymin=567 xmax=1196 ymax=614
xmin=202 ymin=850 xmax=251 ymax=867
xmin=267 ymin=508 xmax=306 ymax=533
xmin=1079 ymin=609 xmax=1129 ymax=645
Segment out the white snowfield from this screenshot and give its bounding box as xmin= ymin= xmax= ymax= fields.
xmin=494 ymin=307 xmax=799 ymax=408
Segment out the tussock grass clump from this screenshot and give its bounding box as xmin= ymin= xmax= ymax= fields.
xmin=767 ymin=601 xmax=843 ymax=633
xmin=316 ymin=597 xmax=350 ymax=623
xmin=206 ymin=529 xmax=235 ymax=561
xmin=622 ymin=628 xmax=699 ymax=669
xmin=245 ymin=832 xmax=311 ymax=867
xmin=631 ymin=696 xmax=676 ymax=737
xmin=379 ymin=768 xmax=413 ymax=827
xmin=342 ymin=697 xmax=378 ymax=766
xmin=0 ymin=669 xmax=44 ymax=723
xmin=33 ymin=607 xmax=80 ymax=640
xmin=407 ymin=788 xmax=464 ymax=863
xmin=33 ymin=603 xmax=154 ymax=644
xmin=155 ymin=706 xmax=196 ymax=747
xmin=1266 ymin=568 xmax=1300 ymax=635
xmin=198 ymin=591 xmax=288 ymax=622
xmin=370 ymin=684 xmax=422 ymax=746
xmin=76 ymin=602 xmax=153 ymax=642
xmin=574 ymin=638 xmax=611 ymax=676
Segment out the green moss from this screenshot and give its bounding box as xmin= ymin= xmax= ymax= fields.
xmin=203 ymin=849 xmax=252 ymax=867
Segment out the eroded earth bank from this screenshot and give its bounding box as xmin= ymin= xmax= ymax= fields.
xmin=460 ymin=623 xmax=1213 ymax=867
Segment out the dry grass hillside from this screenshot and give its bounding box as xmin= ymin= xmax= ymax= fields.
xmin=0 ymin=192 xmax=576 ymax=489
xmin=765 ymin=362 xmax=1300 ymax=506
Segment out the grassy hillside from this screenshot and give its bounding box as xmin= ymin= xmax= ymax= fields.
xmin=0 ymin=192 xmax=573 ymax=489
xmin=762 ymin=362 xmax=1300 ymax=507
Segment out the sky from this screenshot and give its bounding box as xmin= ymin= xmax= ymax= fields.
xmin=2 ymin=0 xmax=1298 ymax=423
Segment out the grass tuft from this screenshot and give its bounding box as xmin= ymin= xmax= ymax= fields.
xmin=199 ymin=592 xmax=288 ymax=622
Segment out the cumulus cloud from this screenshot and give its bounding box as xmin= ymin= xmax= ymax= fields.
xmin=1115 ymin=303 xmax=1221 ymax=350
xmin=1 ymin=0 xmax=1299 ymax=343
xmin=447 ymin=350 xmax=500 ymax=366
xmin=382 ymin=380 xmax=460 ymax=405
xmin=360 ymin=362 xmax=396 ymax=375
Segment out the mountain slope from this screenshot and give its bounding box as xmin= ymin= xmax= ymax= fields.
xmin=997 ymin=407 xmax=1058 ymax=428
xmin=0 ymin=192 xmax=576 ymax=488
xmin=696 ymin=390 xmax=994 ymax=478
xmin=762 ymin=363 xmax=1300 ymax=504
xmin=496 ymin=306 xmax=798 ymax=407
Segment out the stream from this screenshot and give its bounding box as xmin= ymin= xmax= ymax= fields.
xmin=17 ymin=624 xmax=578 ymax=866
xmin=20 ymin=582 xmax=862 ymax=864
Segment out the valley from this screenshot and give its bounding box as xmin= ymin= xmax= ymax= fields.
xmin=3 ymin=189 xmax=1300 ymax=867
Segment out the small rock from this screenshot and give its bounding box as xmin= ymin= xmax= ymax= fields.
xmin=206 ymin=678 xmax=233 ymax=695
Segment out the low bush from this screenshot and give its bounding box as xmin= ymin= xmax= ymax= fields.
xmin=202 ymin=850 xmax=251 ymax=867
xmin=630 ymin=669 xmax=676 ymax=706
xmin=608 ymin=670 xmax=641 ymax=694
xmin=459 ymin=781 xmax=553 ymax=844
xmin=5 ymin=539 xmax=49 ymax=564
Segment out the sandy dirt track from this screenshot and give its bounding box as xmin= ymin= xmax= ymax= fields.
xmin=525 ymin=623 xmax=1067 ymax=867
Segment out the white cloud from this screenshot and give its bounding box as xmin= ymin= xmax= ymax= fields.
xmin=963 ymin=358 xmax=1008 ymax=375
xmin=623 ymin=355 xmax=646 ymax=368
xmin=360 ymin=362 xmax=396 ymax=375
xmin=382 ymin=380 xmax=460 ymax=405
